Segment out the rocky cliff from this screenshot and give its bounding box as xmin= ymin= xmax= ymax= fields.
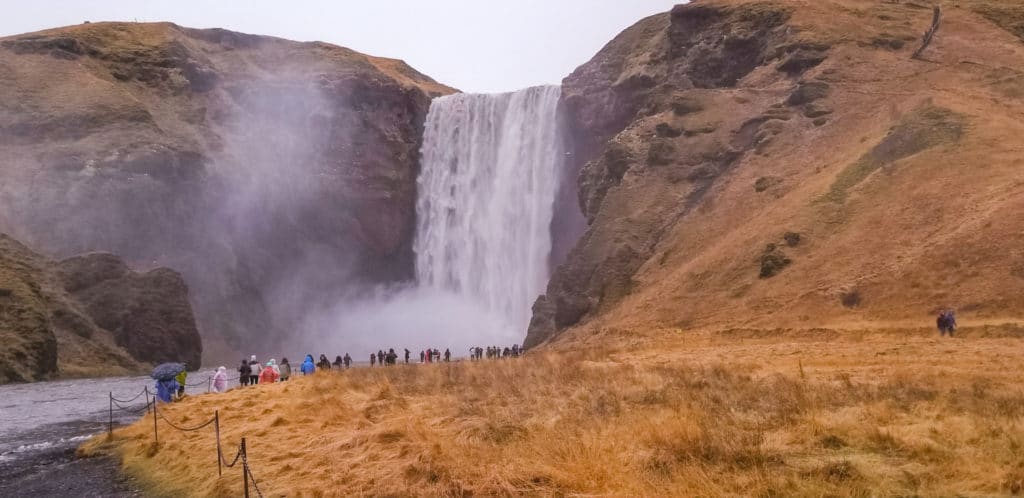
xmin=0 ymin=234 xmax=200 ymax=383
xmin=527 ymin=0 xmax=1024 ymax=347
xmin=0 ymin=22 xmax=454 ymax=360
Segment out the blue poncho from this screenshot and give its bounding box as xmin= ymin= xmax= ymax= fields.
xmin=155 ymin=378 xmax=180 ymax=403
xmin=301 ymin=355 xmax=316 ymax=375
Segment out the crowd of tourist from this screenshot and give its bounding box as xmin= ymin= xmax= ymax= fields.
xmin=211 ymin=345 xmax=522 ymax=391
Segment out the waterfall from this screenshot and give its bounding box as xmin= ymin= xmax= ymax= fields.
xmin=415 ymin=85 xmax=564 ymax=337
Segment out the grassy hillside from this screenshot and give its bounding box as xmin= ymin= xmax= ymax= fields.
xmin=85 ymin=326 xmax=1024 ymax=496
xmin=529 ymin=0 xmax=1024 ymax=346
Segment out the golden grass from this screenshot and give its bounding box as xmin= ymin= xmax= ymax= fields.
xmin=83 ymin=328 xmax=1024 ymax=497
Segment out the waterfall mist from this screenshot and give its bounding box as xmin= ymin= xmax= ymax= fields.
xmin=299 ymin=86 xmax=566 ymax=356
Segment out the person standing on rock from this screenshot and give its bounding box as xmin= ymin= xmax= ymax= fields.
xmin=238 ymin=359 xmax=251 ymax=386
xmin=248 ymin=355 xmax=262 ymax=385
xmin=279 ymin=358 xmax=291 ymax=381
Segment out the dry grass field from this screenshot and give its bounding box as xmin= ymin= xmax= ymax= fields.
xmin=84 ymin=324 xmax=1024 ymax=497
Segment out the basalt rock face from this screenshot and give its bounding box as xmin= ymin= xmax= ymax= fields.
xmin=0 ymin=234 xmax=197 ymax=383
xmin=0 ymin=22 xmax=455 ymax=360
xmin=59 ymin=253 xmax=202 ymax=368
xmin=527 ymin=0 xmax=1024 ymax=347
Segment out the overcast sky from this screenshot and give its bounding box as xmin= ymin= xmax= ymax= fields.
xmin=0 ymin=0 xmax=682 ymax=93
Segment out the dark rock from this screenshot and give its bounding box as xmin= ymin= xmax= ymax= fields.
xmin=655 ymin=122 xmax=683 ymax=138
xmin=759 ymin=243 xmax=792 ymax=278
xmin=786 ymin=81 xmax=831 ymax=106
xmin=804 ymin=102 xmax=834 ymax=118
xmin=60 ymin=253 xmax=203 ymax=369
xmin=671 ymin=97 xmax=704 ymax=115
xmin=646 ymin=140 xmax=677 ymax=166
xmin=778 ymin=48 xmax=828 ymax=75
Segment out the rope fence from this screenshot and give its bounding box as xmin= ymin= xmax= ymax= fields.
xmin=107 ymin=388 xmax=268 ymax=497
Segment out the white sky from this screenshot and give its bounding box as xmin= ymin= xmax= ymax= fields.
xmin=0 ymin=0 xmax=683 ymax=93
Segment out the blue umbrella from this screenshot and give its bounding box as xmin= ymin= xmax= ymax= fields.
xmin=151 ymin=362 xmax=186 ymax=381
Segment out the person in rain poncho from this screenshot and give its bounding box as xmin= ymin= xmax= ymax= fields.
xmin=259 ymin=360 xmax=280 ymax=383
xmin=155 ymin=378 xmax=179 ymax=403
xmin=212 ymin=366 xmax=228 ymax=393
xmin=175 ymin=368 xmax=188 ymax=398
xmin=279 ymin=358 xmax=291 ymax=381
xmin=301 ymin=354 xmax=316 ymax=375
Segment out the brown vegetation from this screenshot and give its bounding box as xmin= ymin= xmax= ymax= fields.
xmin=528 ymin=0 xmax=1024 ymax=348
xmin=85 ymin=327 xmax=1024 ymax=496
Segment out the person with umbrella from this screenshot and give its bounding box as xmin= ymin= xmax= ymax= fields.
xmin=152 ymin=363 xmax=185 ymax=403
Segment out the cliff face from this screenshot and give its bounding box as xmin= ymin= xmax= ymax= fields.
xmin=527 ymin=0 xmax=1024 ymax=347
xmin=0 ymin=22 xmax=455 ymax=359
xmin=0 ymin=235 xmax=199 ymax=383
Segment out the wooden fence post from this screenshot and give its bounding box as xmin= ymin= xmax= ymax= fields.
xmin=242 ymin=437 xmax=249 ymax=498
xmin=152 ymin=395 xmax=159 ymax=446
xmin=215 ymin=410 xmax=222 ymax=477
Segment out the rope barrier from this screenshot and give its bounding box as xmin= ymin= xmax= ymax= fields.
xmin=112 ymin=398 xmax=153 ymax=415
xmin=220 ymin=443 xmax=243 ymax=468
xmin=110 ymin=387 xmax=149 ymax=404
xmin=246 ymin=463 xmax=265 ymax=498
xmin=184 ymin=376 xmax=211 ymax=388
xmin=157 ymin=411 xmax=218 ymax=432
xmin=105 ymin=385 xmax=271 ymax=496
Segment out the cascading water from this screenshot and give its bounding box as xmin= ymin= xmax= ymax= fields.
xmin=294 ymin=86 xmax=564 ymax=354
xmin=415 ymin=85 xmax=564 ymax=337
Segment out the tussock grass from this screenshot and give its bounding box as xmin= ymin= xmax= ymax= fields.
xmin=82 ymin=330 xmax=1024 ymax=497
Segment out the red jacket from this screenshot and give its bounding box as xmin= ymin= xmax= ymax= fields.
xmin=259 ymin=367 xmax=279 ymax=384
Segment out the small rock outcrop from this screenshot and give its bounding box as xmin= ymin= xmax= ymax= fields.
xmin=0 ymin=234 xmax=200 ymax=383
